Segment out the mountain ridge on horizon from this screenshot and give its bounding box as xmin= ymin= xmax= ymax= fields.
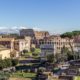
xmin=0 ymin=27 xmax=79 ymax=35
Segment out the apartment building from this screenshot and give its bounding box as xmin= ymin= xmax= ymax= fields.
xmin=0 ymin=45 xmax=11 ymax=59
xmin=0 ymin=37 xmax=31 ymax=53
xmin=14 ymin=39 xmax=30 ymax=52
xmin=0 ymin=38 xmax=15 ymax=51
xmin=13 ymin=37 xmax=31 ymax=52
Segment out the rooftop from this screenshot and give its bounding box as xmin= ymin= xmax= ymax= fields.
xmin=0 ymin=38 xmax=15 ymax=41
xmin=0 ymin=45 xmax=8 ymax=51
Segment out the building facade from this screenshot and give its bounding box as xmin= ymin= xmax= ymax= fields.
xmin=0 ymin=45 xmax=11 ymax=59
xmin=20 ymin=29 xmax=35 ymax=39
xmin=34 ymin=31 xmax=50 ymax=40
xmin=39 ymin=37 xmax=56 ymax=58
xmin=14 ymin=39 xmax=26 ymax=52
xmin=40 ymin=44 xmax=55 ymax=58
xmin=39 ymin=35 xmax=74 ymax=54
xmin=0 ymin=37 xmax=31 ymax=53
xmin=0 ymin=38 xmax=15 ymax=51
xmin=20 ymin=29 xmax=50 ymax=39
xmin=20 ymin=29 xmax=50 ymax=48
xmin=49 ymin=35 xmax=75 ymax=53
xmin=74 ymin=35 xmax=80 ymax=53
xmin=14 ymin=37 xmax=31 ymax=52
xmin=0 ymin=49 xmax=11 ymax=59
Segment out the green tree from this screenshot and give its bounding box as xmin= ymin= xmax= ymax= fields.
xmin=23 ymin=49 xmax=28 ymax=54
xmin=32 ymin=52 xmax=38 ymax=56
xmin=11 ymin=59 xmax=19 ymax=66
xmin=0 ymin=59 xmax=4 ymax=70
xmin=22 ymin=49 xmax=28 ymax=56
xmin=72 ymin=31 xmax=80 ymax=36
xmin=55 ymin=53 xmax=61 ymax=62
xmin=61 ymin=31 xmax=80 ymax=37
xmin=0 ymin=59 xmax=18 ymax=69
xmin=61 ymin=32 xmax=75 ymax=60
xmin=31 ymin=48 xmax=35 ymax=52
xmin=67 ymin=51 xmax=74 ymax=61
xmin=60 ymin=32 xmax=73 ymax=38
xmin=0 ymin=59 xmax=12 ymax=69
xmin=60 ymin=30 xmax=80 ymax=60
xmin=32 ymin=48 xmax=41 ymax=57
xmin=4 ymin=59 xmax=12 ymax=68
xmin=47 ymin=54 xmax=54 ymax=63
xmin=61 ymin=46 xmax=69 ymax=62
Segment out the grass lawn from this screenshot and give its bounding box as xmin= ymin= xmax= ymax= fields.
xmin=11 ymin=72 xmax=36 ymax=79
xmin=19 ymin=57 xmax=27 ymax=60
xmin=34 ymin=48 xmax=41 ymax=53
xmin=74 ymin=76 xmax=80 ymax=80
xmin=17 ymin=60 xmax=40 ymax=66
xmin=9 ymin=78 xmax=31 ymax=80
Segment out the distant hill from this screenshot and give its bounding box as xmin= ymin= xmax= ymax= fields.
xmin=0 ymin=28 xmax=19 ymax=34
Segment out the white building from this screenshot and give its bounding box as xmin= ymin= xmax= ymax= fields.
xmin=0 ymin=45 xmax=11 ymax=59
xmin=25 ymin=36 xmax=31 ymax=52
xmin=0 ymin=49 xmax=11 ymax=59
xmin=40 ymin=44 xmax=55 ymax=58
xmin=14 ymin=37 xmax=31 ymax=52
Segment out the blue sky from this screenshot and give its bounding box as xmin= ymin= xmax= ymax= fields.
xmin=0 ymin=0 xmax=80 ymax=34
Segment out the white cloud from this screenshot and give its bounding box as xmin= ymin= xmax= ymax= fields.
xmin=0 ymin=26 xmax=42 ymax=30
xmin=0 ymin=27 xmax=8 ymax=29
xmin=19 ymin=26 xmax=27 ymax=29
xmin=33 ymin=27 xmax=42 ymax=31
xmin=0 ymin=26 xmax=43 ymax=34
xmin=0 ymin=26 xmax=27 ymax=30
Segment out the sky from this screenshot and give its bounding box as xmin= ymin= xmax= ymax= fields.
xmin=0 ymin=0 xmax=80 ymax=34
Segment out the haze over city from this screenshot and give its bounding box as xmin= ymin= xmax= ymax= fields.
xmin=0 ymin=0 xmax=80 ymax=34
